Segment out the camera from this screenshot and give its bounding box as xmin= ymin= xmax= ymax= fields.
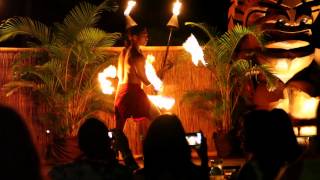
xmin=185 ymin=132 xmax=202 ymax=147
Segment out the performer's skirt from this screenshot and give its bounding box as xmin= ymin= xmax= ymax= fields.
xmin=114 ymin=83 xmax=151 ymax=129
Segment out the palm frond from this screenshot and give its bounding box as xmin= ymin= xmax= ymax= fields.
xmin=217 ymin=25 xmax=261 ymax=64
xmin=0 ymin=17 xmax=50 ymax=45
xmin=77 ymin=28 xmax=121 ymax=48
xmin=230 ymin=59 xmax=254 ymax=76
xmin=56 ymin=0 xmax=118 ymax=44
xmin=0 ymin=0 xmax=120 ymax=137
xmin=185 ymin=22 xmax=218 ymax=41
xmin=255 ymin=64 xmax=278 ymax=91
xmin=3 ymin=80 xmax=38 ymax=96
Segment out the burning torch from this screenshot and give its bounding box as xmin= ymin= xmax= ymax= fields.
xmin=159 ymin=0 xmax=182 ymax=79
xmin=124 ymin=0 xmax=137 ymax=29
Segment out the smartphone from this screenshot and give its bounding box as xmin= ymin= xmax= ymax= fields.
xmin=185 ymin=132 xmax=202 ymax=147
xmin=108 ymin=131 xmax=113 ymax=139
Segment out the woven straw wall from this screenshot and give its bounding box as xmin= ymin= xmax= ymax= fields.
xmin=0 ymin=47 xmax=217 ymax=154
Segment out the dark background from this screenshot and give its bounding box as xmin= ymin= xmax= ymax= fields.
xmin=0 ymin=0 xmax=230 ymax=46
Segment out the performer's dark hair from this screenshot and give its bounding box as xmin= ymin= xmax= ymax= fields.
xmin=127 ymin=24 xmax=146 ymax=36
xmin=124 ymin=24 xmax=147 ymax=47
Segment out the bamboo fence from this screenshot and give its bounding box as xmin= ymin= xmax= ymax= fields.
xmin=0 ymin=47 xmax=218 ymax=157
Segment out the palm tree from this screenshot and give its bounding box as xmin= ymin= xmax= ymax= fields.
xmin=183 ymin=22 xmax=277 ymax=134
xmin=0 ymin=0 xmax=121 ymax=137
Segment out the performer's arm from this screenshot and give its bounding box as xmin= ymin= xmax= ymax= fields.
xmin=134 ymin=55 xmax=151 ymax=86
xmin=117 ymin=50 xmax=125 ymax=83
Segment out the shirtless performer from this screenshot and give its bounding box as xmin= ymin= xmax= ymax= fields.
xmin=114 ymin=25 xmax=160 ymax=130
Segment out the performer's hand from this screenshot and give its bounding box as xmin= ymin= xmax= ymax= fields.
xmin=157 ymin=61 xmax=174 ymax=80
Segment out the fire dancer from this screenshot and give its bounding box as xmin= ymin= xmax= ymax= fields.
xmin=114 ymin=24 xmax=160 ymax=130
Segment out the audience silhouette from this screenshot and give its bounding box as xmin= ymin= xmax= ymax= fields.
xmin=276 ymin=136 xmax=320 ymax=180
xmin=0 ymin=105 xmax=44 ymax=180
xmin=236 ymin=109 xmax=302 ymax=180
xmin=50 ymin=118 xmax=132 ymax=180
xmin=134 ymin=114 xmax=209 ymax=180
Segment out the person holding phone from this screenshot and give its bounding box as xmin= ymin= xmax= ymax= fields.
xmin=49 ymin=118 xmax=134 ymax=180
xmin=134 ymin=114 xmax=209 ymax=180
xmin=185 ymin=132 xmax=203 ymax=148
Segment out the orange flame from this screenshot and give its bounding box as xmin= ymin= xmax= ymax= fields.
xmin=98 ymin=65 xmax=117 ymax=95
xmin=124 ymin=0 xmax=136 ymax=16
xmin=145 ymin=55 xmax=163 ymax=91
xmin=147 ymin=95 xmax=175 ymax=110
xmin=172 ymin=0 xmax=182 ymax=16
xmin=144 ymin=54 xmax=175 ymax=110
xmin=183 ymin=34 xmax=207 ymax=66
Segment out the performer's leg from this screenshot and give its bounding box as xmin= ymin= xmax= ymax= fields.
xmin=115 ymin=107 xmax=126 ymax=130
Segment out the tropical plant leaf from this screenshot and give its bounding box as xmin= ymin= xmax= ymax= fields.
xmin=183 ymin=22 xmax=276 ymax=133
xmin=185 ymin=22 xmax=217 ymax=41
xmin=217 ymin=25 xmax=261 ymax=64
xmin=0 ymin=0 xmax=120 ymax=137
xmin=77 ymin=28 xmax=121 ymax=48
xmin=55 ymin=0 xmax=118 ymax=44
xmin=0 ymin=17 xmax=51 ymax=45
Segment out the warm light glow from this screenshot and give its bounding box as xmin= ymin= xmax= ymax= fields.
xmin=183 ymin=34 xmax=207 ymax=66
xmin=267 ymin=56 xmax=313 ymax=83
xmin=265 ymin=40 xmax=310 ymax=50
xmin=315 ymin=48 xmax=320 ymax=64
xmin=290 ymin=90 xmax=320 ymax=119
xmin=300 ymin=126 xmax=317 ymax=136
xmin=263 ymin=40 xmax=313 ymax=83
xmin=275 ymin=60 xmax=289 ymax=72
xmin=98 ymin=65 xmax=117 ymax=94
xmin=272 ymin=88 xmax=320 ymax=119
xmin=145 ymin=55 xmax=163 ymax=91
xmin=273 ymin=97 xmax=289 ymax=113
xmin=147 ymin=95 xmax=175 ymax=110
xmin=296 ymin=137 xmax=310 ymax=145
xmin=172 ymin=0 xmax=182 ymax=16
xmin=124 ymin=0 xmax=136 ymax=16
xmin=293 ymin=127 xmax=299 ymax=136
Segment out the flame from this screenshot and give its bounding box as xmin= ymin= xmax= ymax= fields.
xmin=172 ymin=0 xmax=182 ymax=16
xmin=98 ymin=65 xmax=117 ymax=94
xmin=183 ymin=34 xmax=207 ymax=66
xmin=148 ymin=95 xmax=175 ymax=110
xmin=145 ymin=55 xmax=163 ymax=91
xmin=144 ymin=55 xmax=175 ymax=110
xmin=124 ymin=0 xmax=136 ymax=16
xmin=272 ymin=88 xmax=320 ymax=119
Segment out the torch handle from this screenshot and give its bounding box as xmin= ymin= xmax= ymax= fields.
xmin=162 ymin=28 xmax=173 ymax=70
xmin=159 ymin=28 xmax=174 ymax=79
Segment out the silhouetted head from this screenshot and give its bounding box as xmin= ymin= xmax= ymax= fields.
xmin=78 ymin=118 xmax=114 ymax=160
xmin=0 ymin=105 xmax=42 ymax=180
xmin=269 ymin=108 xmax=302 ymax=161
xmin=241 ymin=109 xmax=269 ymax=154
xmin=242 ymin=108 xmax=301 ymax=161
xmin=143 ymin=114 xmax=192 ymax=176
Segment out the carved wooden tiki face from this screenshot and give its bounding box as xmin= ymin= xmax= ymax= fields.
xmin=229 ymin=0 xmax=320 ymax=83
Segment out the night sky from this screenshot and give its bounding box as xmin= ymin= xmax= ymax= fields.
xmin=0 ymin=0 xmax=230 ymax=46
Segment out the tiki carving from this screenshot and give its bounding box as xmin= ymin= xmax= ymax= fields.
xmin=229 ymin=0 xmax=320 ymax=118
